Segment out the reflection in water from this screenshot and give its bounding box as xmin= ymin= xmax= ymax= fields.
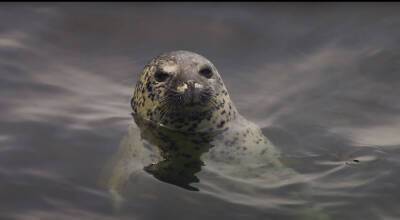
xmin=138 ymin=114 xmax=216 ymax=191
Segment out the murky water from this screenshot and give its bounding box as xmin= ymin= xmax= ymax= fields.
xmin=1 ymin=3 xmax=400 ymax=220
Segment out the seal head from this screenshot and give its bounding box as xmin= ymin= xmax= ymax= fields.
xmin=131 ymin=50 xmax=237 ymax=133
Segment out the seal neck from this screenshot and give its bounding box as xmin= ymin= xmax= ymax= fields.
xmin=132 ymin=113 xmax=219 ymax=191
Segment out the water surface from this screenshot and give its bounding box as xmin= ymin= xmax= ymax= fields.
xmin=1 ymin=3 xmax=400 ymax=220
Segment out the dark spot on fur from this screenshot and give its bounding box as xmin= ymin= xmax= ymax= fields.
xmin=260 ymin=149 xmax=267 ymax=155
xmin=232 ymin=136 xmax=239 ymax=145
xmin=180 ymin=153 xmax=192 ymax=159
xmin=217 ymin=120 xmax=225 ymax=128
xmin=146 ymin=81 xmax=152 ymax=93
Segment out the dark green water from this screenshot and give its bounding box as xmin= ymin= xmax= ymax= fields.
xmin=1 ymin=3 xmax=400 ymax=220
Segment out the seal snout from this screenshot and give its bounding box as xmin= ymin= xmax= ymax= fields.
xmin=176 ymin=80 xmax=203 ymax=93
xmin=176 ymin=80 xmax=207 ymax=106
xmin=184 ymin=80 xmax=203 ymax=91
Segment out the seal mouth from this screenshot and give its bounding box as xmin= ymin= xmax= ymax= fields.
xmin=185 ymin=89 xmax=208 ymax=107
xmin=158 ymin=86 xmax=217 ymax=115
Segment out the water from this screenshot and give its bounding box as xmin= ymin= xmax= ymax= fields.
xmin=1 ymin=3 xmax=400 ymax=220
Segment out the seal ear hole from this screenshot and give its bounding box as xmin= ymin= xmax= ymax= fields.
xmin=199 ymin=67 xmax=213 ymax=79
xmin=154 ymin=70 xmax=170 ymax=82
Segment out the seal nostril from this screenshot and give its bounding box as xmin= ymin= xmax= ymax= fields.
xmin=185 ymin=80 xmax=195 ymax=90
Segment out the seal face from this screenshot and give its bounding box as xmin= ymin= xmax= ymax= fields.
xmin=131 ymin=50 xmax=237 ymax=133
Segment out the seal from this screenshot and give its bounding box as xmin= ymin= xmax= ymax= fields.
xmin=132 ymin=50 xmax=286 ymax=176
xmin=101 ymin=50 xmax=291 ymax=200
xmin=100 ymin=51 xmax=332 ymax=218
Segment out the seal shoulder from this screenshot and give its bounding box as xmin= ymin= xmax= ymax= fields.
xmin=204 ymin=115 xmax=282 ymax=167
xmin=98 ymin=124 xmax=162 ymax=193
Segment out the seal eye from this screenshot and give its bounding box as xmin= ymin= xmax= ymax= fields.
xmin=199 ymin=67 xmax=213 ymax=79
xmin=154 ymin=70 xmax=170 ymax=82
